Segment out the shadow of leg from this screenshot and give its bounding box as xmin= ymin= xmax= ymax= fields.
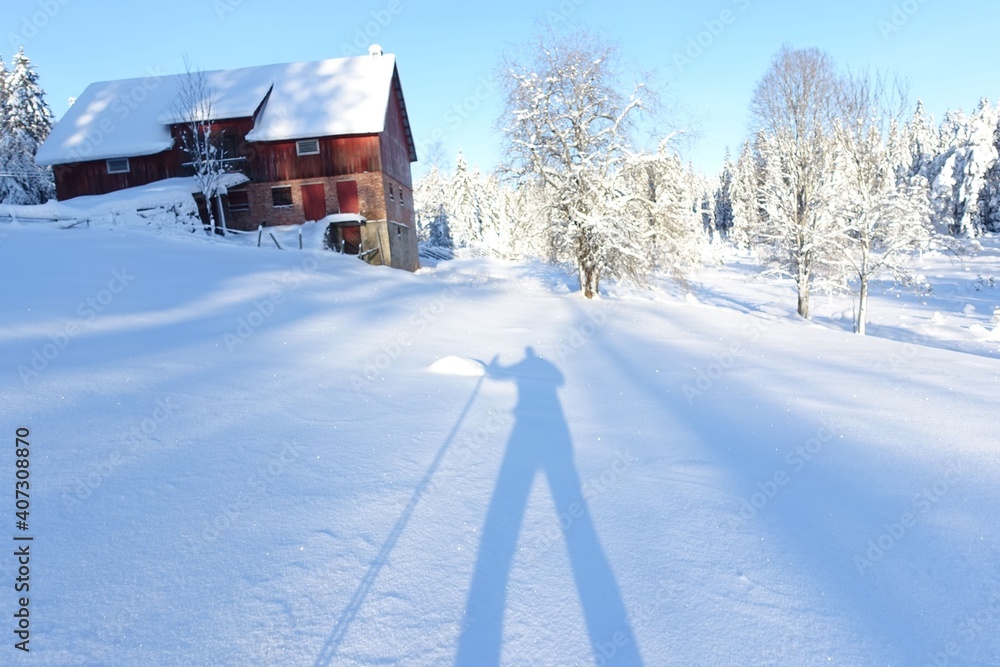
xmin=546 ymin=456 xmax=645 ymax=666
xmin=455 ymin=435 xmax=536 ymax=667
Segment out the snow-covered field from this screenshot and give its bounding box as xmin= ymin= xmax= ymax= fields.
xmin=2 ymin=221 xmax=999 ymax=666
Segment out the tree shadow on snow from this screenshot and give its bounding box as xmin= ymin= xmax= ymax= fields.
xmin=455 ymin=347 xmax=643 ymax=666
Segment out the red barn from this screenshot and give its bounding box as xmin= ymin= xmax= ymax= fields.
xmin=35 ymin=47 xmax=419 ymax=270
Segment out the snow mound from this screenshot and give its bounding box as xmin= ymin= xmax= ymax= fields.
xmin=427 ymin=356 xmax=485 ymax=376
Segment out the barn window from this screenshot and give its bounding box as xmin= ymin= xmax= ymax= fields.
xmin=399 ymin=188 xmax=405 ymax=207
xmin=296 ymin=139 xmax=320 ymax=156
xmin=271 ymin=186 xmax=293 ymax=208
xmin=106 ymin=157 xmax=130 ymax=174
xmin=388 ymin=186 xmax=394 ymax=200
xmin=228 ymin=188 xmax=250 ymax=213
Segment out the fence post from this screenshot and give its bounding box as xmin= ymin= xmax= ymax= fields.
xmin=257 ymin=224 xmax=263 ymax=248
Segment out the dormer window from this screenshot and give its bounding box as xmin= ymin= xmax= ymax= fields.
xmin=296 ymin=139 xmax=320 ymax=156
xmin=106 ymin=157 xmax=130 ymax=174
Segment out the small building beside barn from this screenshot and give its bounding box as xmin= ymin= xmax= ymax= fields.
xmin=35 ymin=47 xmax=419 ymax=271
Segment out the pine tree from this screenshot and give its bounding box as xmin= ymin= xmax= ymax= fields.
xmin=414 ymin=166 xmax=454 ymax=248
xmin=979 ymin=117 xmax=1000 ymax=233
xmin=714 ymin=150 xmax=735 ymax=238
xmin=0 ymin=48 xmax=55 ymax=205
xmin=729 ymin=137 xmax=765 ymax=248
xmin=929 ymin=101 xmax=999 ymax=236
xmin=448 ymin=152 xmax=482 ymax=248
xmin=5 ymin=47 xmax=53 ymax=145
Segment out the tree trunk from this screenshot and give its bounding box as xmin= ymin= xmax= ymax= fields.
xmin=580 ymin=264 xmax=598 ymax=299
xmin=796 ymin=264 xmax=811 ymax=319
xmin=856 ymin=275 xmax=868 ymax=335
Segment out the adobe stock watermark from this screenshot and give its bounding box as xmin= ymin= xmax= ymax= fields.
xmin=223 ymin=256 xmax=318 ymax=352
xmin=682 ymin=318 xmax=767 ymax=404
xmin=410 ymin=411 xmax=512 ymax=508
xmin=921 ymin=582 xmax=1000 ymax=667
xmin=213 ymin=0 xmax=247 ymax=21
xmin=671 ymin=0 xmax=752 ymax=76
xmin=853 ymin=459 xmax=961 ymax=576
xmin=555 ymin=299 xmax=620 ymax=364
xmin=62 ymin=397 xmax=177 ymax=514
xmin=349 ymin=285 xmax=459 ymax=390
xmin=180 ymin=441 xmax=304 ymax=554
xmin=525 ymin=450 xmax=633 ymax=554
xmin=416 ymin=76 xmax=497 ymax=163
xmin=541 ymin=0 xmax=587 ymax=27
xmin=728 ymin=418 xmax=839 ymax=529
xmin=63 ymin=67 xmax=166 ymax=164
xmin=7 ymin=0 xmax=72 ymax=49
xmin=338 ymin=0 xmax=404 ymax=56
xmin=18 ymin=267 xmax=135 ymax=385
xmin=880 ymin=332 xmax=921 ymax=372
xmin=879 ymin=0 xmax=933 ymax=41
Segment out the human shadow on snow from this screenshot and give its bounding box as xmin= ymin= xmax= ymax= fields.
xmin=455 ymin=346 xmax=643 ymax=666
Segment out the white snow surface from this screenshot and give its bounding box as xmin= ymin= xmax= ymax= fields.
xmin=2 ymin=225 xmax=999 ymax=666
xmin=0 ymin=174 xmax=249 ymax=222
xmin=36 ymin=54 xmax=399 ymax=166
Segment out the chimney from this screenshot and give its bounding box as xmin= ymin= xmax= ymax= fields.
xmin=368 ymin=44 xmax=383 ymax=57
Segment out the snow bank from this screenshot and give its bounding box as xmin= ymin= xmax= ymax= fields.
xmin=428 ymin=356 xmax=486 ymax=376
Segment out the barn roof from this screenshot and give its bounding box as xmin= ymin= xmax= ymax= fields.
xmin=36 ymin=53 xmax=415 ymax=166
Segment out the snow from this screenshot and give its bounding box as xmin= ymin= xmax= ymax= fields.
xmin=36 ymin=54 xmax=399 ymax=166
xmin=428 ymin=356 xmax=486 ymax=377
xmin=1 ymin=225 xmax=999 ymax=665
xmin=0 ymin=174 xmax=247 ymax=222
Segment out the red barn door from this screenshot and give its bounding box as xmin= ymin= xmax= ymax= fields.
xmin=336 ymin=180 xmax=359 ymax=214
xmin=301 ymin=183 xmax=326 ymax=222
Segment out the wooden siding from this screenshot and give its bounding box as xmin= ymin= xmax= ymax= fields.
xmin=53 ymin=118 xmax=256 ymax=200
xmin=240 ymin=135 xmax=382 ymax=183
xmin=379 ymin=74 xmax=415 ymax=188
xmin=54 ymin=155 xmax=176 ymax=200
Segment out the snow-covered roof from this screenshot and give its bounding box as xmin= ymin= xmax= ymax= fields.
xmin=36 ymin=53 xmax=404 ymax=166
xmin=0 ymin=174 xmax=250 ymax=220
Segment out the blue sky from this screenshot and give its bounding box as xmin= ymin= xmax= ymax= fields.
xmin=5 ymin=0 xmax=999 ymax=178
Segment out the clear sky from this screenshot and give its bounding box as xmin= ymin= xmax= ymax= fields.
xmin=5 ymin=0 xmax=999 ymax=178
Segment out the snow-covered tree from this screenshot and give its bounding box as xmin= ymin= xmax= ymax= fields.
xmin=714 ymin=150 xmax=736 ymax=238
xmin=5 ymin=47 xmax=52 ymax=145
xmin=172 ymin=59 xmax=232 ymax=236
xmin=929 ymin=101 xmax=999 ymax=236
xmin=448 ymin=152 xmax=483 ymax=247
xmin=833 ymin=73 xmax=933 ymax=335
xmin=499 ymin=31 xmax=649 ymax=297
xmin=748 ymin=46 xmax=844 ymax=318
xmin=414 ymin=165 xmax=453 ymax=247
xmin=979 ymin=117 xmax=1000 ymax=233
xmin=901 ymin=99 xmax=939 ymax=182
xmin=729 ymin=136 xmax=765 ymax=248
xmin=0 ymin=48 xmax=54 ymax=205
xmin=621 ymin=142 xmax=708 ymax=278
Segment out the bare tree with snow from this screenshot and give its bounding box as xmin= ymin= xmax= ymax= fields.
xmin=621 ymin=141 xmax=709 ymax=279
xmin=833 ymin=72 xmax=933 ymax=335
xmin=172 ymin=58 xmax=231 ymax=236
xmin=748 ymin=46 xmax=844 ymax=318
xmin=498 ymin=31 xmax=649 ymax=298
